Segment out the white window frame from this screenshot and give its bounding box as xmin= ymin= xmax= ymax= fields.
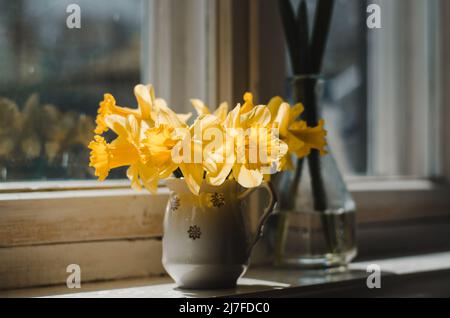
xmin=368 ymin=0 xmax=441 ymax=177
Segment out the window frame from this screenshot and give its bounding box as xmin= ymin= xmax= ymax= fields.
xmin=368 ymin=0 xmax=442 ymax=177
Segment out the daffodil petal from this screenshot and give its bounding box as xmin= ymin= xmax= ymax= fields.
xmin=267 ymin=96 xmax=283 ymax=119
xmin=177 ymin=112 xmax=192 ymax=123
xmin=134 ymin=84 xmax=154 ymax=120
xmin=224 ymin=104 xmax=241 ymax=128
xmin=88 ymin=135 xmax=110 ymax=181
xmin=180 ymin=163 xmax=204 ymax=194
xmin=94 ymin=94 xmax=139 ymax=135
xmin=127 ymin=165 xmax=142 ymax=190
xmin=289 ymin=103 xmax=305 ymax=124
xmin=104 ymin=115 xmax=128 ymax=137
xmin=274 ymin=102 xmax=290 ymax=137
xmin=289 ymin=119 xmax=327 ymax=156
xmin=138 ymin=163 xmax=160 ymax=193
xmin=155 ymin=100 xmax=185 ymax=128
xmin=206 ymin=163 xmax=233 ymax=186
xmin=280 ymin=154 xmax=294 ymax=171
xmin=234 ymin=164 xmax=263 ymax=188
xmin=242 ymin=105 xmax=271 ymax=128
xmin=191 ymin=99 xmax=211 ymax=116
xmin=213 ymin=102 xmax=229 ymax=121
xmin=241 ymin=92 xmax=254 ymax=114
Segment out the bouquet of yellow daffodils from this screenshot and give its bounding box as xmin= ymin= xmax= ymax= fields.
xmin=88 ymin=84 xmax=327 ymax=195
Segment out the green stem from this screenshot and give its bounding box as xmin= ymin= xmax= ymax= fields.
xmin=278 ymin=0 xmax=301 ymax=73
xmin=310 ymin=0 xmax=335 ymax=73
xmin=288 ymin=158 xmax=304 ymax=209
xmin=307 ymin=151 xmax=327 ymax=211
xmin=294 ymin=77 xmax=333 ymax=253
xmin=279 ymin=0 xmax=336 ymax=254
xmin=294 ymin=78 xmax=327 ymax=212
xmin=297 ymin=0 xmax=309 ymax=74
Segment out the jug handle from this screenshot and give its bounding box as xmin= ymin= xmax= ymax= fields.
xmin=238 ymin=182 xmax=277 ymax=259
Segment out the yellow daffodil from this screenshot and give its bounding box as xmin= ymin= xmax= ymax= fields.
xmin=172 ymin=114 xmax=225 ymax=194
xmin=140 ymin=124 xmax=180 ymax=191
xmin=133 ymin=84 xmax=156 ymax=121
xmin=288 ymin=119 xmax=327 ymax=157
xmin=88 ymin=134 xmax=138 ymax=181
xmin=89 ymin=84 xmax=326 ymax=195
xmin=94 ymin=85 xmax=191 ymax=135
xmin=240 ymin=92 xmax=255 ymax=114
xmin=217 ymin=104 xmax=288 ymax=188
xmin=190 ymin=99 xmax=229 ymax=122
xmin=135 ymin=84 xmax=192 ymax=125
xmin=89 ymin=114 xmax=178 ymax=193
xmin=88 ymin=115 xmax=139 ymax=181
xmin=268 ymin=96 xmax=327 ymax=170
xmin=94 ymin=94 xmax=139 ymax=135
xmin=153 ymin=98 xmax=188 ymax=128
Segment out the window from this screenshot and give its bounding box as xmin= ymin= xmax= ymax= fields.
xmin=0 ymin=0 xmax=217 ymax=183
xmin=0 ymin=0 xmax=449 ymax=292
xmin=0 ymin=0 xmax=143 ymax=181
xmin=0 ymin=0 xmax=447 ymax=182
xmin=367 ymin=0 xmax=440 ymax=178
xmin=283 ymin=0 xmax=440 ymax=178
xmin=281 ymin=0 xmax=369 ymax=176
xmin=0 ymin=0 xmax=217 ymax=289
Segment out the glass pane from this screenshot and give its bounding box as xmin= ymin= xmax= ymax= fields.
xmin=313 ymin=0 xmax=368 ymax=176
xmin=367 ymin=0 xmax=438 ymax=177
xmin=286 ymin=0 xmax=367 ymax=176
xmin=0 ymin=0 xmax=143 ymax=181
xmin=286 ymin=0 xmax=437 ymax=177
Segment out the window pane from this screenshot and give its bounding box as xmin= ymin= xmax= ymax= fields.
xmin=313 ymin=0 xmax=368 ymax=176
xmin=367 ymin=0 xmax=439 ymax=177
xmin=286 ymin=0 xmax=438 ymax=177
xmin=1 ymin=0 xmax=440 ymax=183
xmin=0 ymin=0 xmax=143 ymax=181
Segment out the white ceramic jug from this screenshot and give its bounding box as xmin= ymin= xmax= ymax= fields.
xmin=162 ymin=178 xmax=276 ymax=289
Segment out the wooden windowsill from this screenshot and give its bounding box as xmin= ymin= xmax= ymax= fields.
xmin=1 ymin=178 xmax=449 ymax=291
xmin=2 ymin=251 xmax=450 ymax=298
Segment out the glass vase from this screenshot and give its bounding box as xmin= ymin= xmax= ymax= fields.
xmin=272 ymin=75 xmax=357 ymax=268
